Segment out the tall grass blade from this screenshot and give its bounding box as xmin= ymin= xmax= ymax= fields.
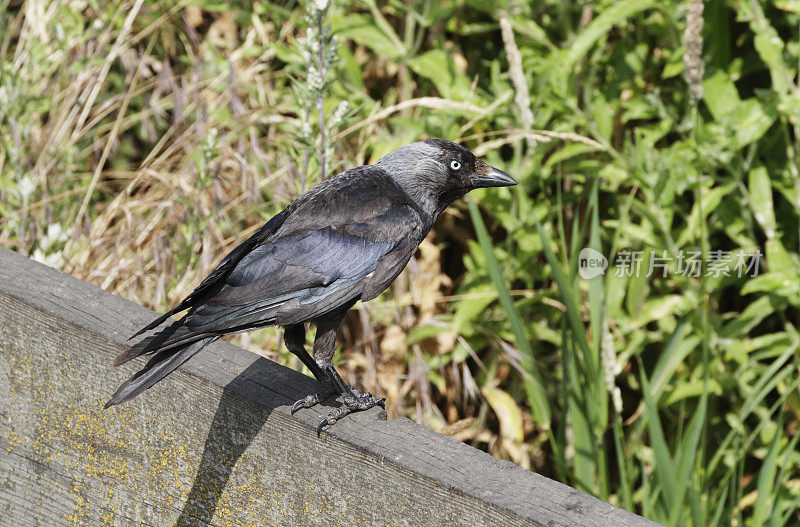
xmin=640 ymin=368 xmax=678 ymax=522
xmin=467 ymin=196 xmax=551 ymax=427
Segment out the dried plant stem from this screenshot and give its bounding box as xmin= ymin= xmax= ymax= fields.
xmin=333 ymin=97 xmax=486 ymax=141
xmin=75 ymin=36 xmax=150 ymax=226
xmin=500 ymin=17 xmax=535 ymax=149
xmin=301 ymin=102 xmax=311 ymax=189
xmin=315 ymin=15 xmax=327 ymax=178
xmin=73 ymin=0 xmax=144 ymax=138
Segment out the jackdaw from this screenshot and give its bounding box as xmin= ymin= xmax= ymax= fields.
xmin=106 ymin=139 xmax=516 ymax=433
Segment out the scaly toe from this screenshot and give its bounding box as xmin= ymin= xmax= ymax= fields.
xmin=316 ymin=393 xmax=387 ymax=435
xmin=344 ymin=394 xmax=386 ymax=411
xmin=291 ymin=393 xmax=322 ymax=414
xmin=316 ymin=409 xmax=344 ymax=436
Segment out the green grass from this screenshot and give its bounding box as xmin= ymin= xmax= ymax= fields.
xmin=2 ymin=0 xmax=800 ymax=524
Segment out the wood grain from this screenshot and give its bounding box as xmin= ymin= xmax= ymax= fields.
xmin=0 ymin=247 xmax=660 ymax=526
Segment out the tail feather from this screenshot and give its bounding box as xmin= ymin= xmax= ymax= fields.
xmin=114 ymin=321 xmax=211 ymax=367
xmin=129 ymin=309 xmax=179 ymax=340
xmin=105 ymin=336 xmax=217 ymax=408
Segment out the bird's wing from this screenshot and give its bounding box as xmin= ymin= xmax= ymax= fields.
xmin=129 ymin=209 xmax=289 ymax=338
xmin=361 ymin=236 xmax=420 ymax=301
xmin=180 ymin=168 xmax=424 ymax=332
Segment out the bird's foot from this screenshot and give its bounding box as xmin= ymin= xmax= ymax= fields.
xmin=290 ymin=380 xmax=337 ymax=414
xmin=316 ymin=391 xmax=386 ymax=436
xmin=290 ymin=358 xmax=387 ymax=434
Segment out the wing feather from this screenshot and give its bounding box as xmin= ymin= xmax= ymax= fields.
xmin=131 ymin=165 xmax=425 ymax=339
xmin=183 ymin=208 xmax=422 ymax=333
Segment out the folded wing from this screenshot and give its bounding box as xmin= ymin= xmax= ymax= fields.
xmin=107 ymin=167 xmax=424 ymax=407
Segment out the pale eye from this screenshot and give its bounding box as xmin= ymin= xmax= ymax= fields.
xmin=449 ymin=160 xmax=462 ymax=171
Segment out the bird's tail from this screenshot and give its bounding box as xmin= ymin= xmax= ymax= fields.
xmin=105 ymin=322 xmax=217 ymax=408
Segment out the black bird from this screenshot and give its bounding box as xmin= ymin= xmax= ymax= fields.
xmin=106 ymin=139 xmax=516 ymax=433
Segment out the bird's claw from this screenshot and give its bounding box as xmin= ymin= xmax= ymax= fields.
xmin=316 ymin=392 xmax=386 ymax=436
xmin=290 ymin=372 xmax=337 ymax=414
xmin=291 ymin=393 xmax=323 ymax=414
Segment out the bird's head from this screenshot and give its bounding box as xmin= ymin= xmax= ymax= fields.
xmin=375 ymin=139 xmax=517 ymax=220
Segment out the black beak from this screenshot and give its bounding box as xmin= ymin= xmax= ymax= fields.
xmin=472 ymin=166 xmax=517 ymax=188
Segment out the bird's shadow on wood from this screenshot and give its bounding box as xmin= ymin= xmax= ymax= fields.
xmin=174 ymin=357 xmax=317 ymax=526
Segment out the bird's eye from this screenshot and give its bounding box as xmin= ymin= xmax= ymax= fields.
xmin=449 ymin=160 xmax=462 ymax=171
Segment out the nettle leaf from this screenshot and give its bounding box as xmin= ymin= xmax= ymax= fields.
xmin=452 ymin=284 xmax=496 ymax=334
xmin=664 ymin=379 xmax=722 ymax=406
xmin=677 ymin=183 xmax=735 ymax=246
xmin=407 ymin=49 xmax=475 ymax=101
xmin=629 ymin=295 xmax=690 ymax=330
xmin=765 ymin=239 xmax=797 ymax=273
xmin=729 ymin=99 xmax=777 ymax=149
xmin=702 ymin=70 xmax=777 ymax=149
xmin=703 ymin=70 xmax=740 ymax=122
xmin=741 ymin=272 xmax=800 ymax=305
xmin=332 ymin=14 xmax=404 ymax=60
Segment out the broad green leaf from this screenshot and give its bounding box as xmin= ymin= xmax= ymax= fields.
xmin=407 ymin=323 xmax=450 ymax=344
xmin=588 ymin=179 xmax=609 ymax=435
xmin=640 ymin=371 xmax=678 ymax=515
xmin=544 ymin=143 xmax=599 ymax=169
xmin=664 ymin=378 xmax=722 ymax=406
xmin=333 ymin=14 xmax=405 ymax=60
xmin=721 ymin=295 xmax=776 ymax=337
xmin=746 ymin=5 xmax=794 ymax=95
xmin=592 ymin=94 xmax=614 ymax=142
xmin=407 ymin=49 xmax=474 ymax=101
xmin=629 ymin=295 xmax=690 ymax=330
xmin=775 ymin=0 xmax=800 ymax=12
xmin=670 ymin=390 xmax=708 ymax=525
xmin=702 ymin=70 xmax=740 ymax=122
xmin=662 ymin=47 xmax=685 ymax=78
xmin=563 ymin=0 xmax=656 ymax=71
xmin=765 ymin=238 xmax=795 ymax=273
xmin=741 ymin=272 xmax=800 ymax=304
xmin=730 ymin=99 xmax=776 ymax=149
xmin=453 ymin=284 xmax=496 ymax=333
xmin=509 ymin=17 xmax=554 ymax=49
xmin=738 ymin=346 xmax=797 ymax=421
xmin=678 ymin=184 xmax=734 ymax=246
xmin=649 ymin=319 xmax=700 ymax=400
xmin=752 ymin=412 xmax=782 ymax=526
xmin=568 ymin=343 xmax=597 ymax=493
xmin=598 ymin=164 xmax=629 ymax=188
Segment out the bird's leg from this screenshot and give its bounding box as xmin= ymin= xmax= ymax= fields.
xmin=287 ymin=312 xmax=385 ymax=433
xmin=285 ymin=324 xmax=337 ymax=413
xmin=311 ymin=319 xmax=385 ymax=435
xmin=313 ymin=358 xmax=386 ymax=435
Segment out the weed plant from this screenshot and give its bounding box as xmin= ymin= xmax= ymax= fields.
xmin=2 ymin=1 xmax=799 ymax=524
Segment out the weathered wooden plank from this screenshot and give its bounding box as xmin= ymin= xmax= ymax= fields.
xmin=0 ymin=247 xmax=660 ymax=526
